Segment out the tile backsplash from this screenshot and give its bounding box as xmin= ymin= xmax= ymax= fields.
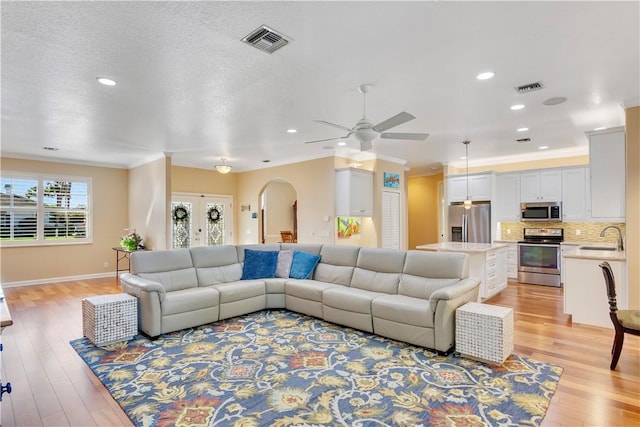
xmin=498 ymin=221 xmax=626 ymax=243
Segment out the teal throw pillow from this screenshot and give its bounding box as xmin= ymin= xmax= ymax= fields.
xmin=241 ymin=249 xmax=279 ymax=280
xmin=289 ymin=250 xmax=321 ymax=280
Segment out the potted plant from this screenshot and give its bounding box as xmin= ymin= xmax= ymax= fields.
xmin=120 ymin=230 xmax=142 ymax=251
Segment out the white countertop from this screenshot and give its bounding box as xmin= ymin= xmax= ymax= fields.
xmin=416 ymin=242 xmax=509 ymax=252
xmin=563 ymin=245 xmax=626 ymax=261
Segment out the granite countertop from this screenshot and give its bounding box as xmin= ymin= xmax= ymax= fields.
xmin=416 ymin=242 xmax=509 ymax=252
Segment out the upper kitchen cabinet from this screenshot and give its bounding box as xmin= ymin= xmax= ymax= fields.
xmin=335 ymin=168 xmax=374 ymax=217
xmin=447 ymin=173 xmax=493 ymax=202
xmin=494 ymin=173 xmax=520 ymax=221
xmin=520 ymin=169 xmax=562 ymax=202
xmin=561 ymin=167 xmax=589 ymax=221
xmin=587 ymin=127 xmax=625 ymax=220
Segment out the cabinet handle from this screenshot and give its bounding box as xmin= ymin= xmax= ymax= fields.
xmin=0 ymin=382 xmax=11 ymax=400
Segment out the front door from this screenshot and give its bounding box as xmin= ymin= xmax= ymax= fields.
xmin=170 ymin=194 xmax=232 ymax=248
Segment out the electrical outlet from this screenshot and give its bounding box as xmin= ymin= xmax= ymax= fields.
xmin=104 ymin=262 xmax=109 ymax=268
xmin=506 ymin=229 xmax=512 ymax=235
xmin=575 ymin=229 xmax=581 ymax=235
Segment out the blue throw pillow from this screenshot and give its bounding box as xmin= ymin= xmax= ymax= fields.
xmin=241 ymin=249 xmax=279 ymax=280
xmin=289 ymin=250 xmax=321 ymax=280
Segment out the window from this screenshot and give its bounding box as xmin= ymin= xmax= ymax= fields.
xmin=0 ymin=173 xmax=91 ymax=246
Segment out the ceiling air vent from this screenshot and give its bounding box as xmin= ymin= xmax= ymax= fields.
xmin=242 ymin=25 xmax=289 ymax=54
xmin=516 ymin=138 xmax=531 ymax=143
xmin=515 ymin=82 xmax=544 ymax=94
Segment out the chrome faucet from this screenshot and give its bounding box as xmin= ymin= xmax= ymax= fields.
xmin=600 ymin=225 xmax=624 ymax=251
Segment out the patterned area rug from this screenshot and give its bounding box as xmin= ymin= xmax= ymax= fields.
xmin=70 ymin=310 xmax=562 ymax=427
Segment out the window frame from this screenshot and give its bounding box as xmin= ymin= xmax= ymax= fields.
xmin=0 ymin=171 xmax=93 ymax=247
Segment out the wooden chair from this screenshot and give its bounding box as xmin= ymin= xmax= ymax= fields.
xmin=599 ymin=262 xmax=640 ymax=370
xmin=280 ymin=231 xmax=295 ymax=243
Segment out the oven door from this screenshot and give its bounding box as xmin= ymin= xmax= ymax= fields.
xmin=517 ymin=243 xmax=561 ymax=275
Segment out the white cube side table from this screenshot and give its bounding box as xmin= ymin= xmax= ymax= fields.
xmin=82 ymin=293 xmax=138 ymax=346
xmin=455 ymin=302 xmax=514 ymax=365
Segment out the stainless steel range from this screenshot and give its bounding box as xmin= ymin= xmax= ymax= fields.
xmin=517 ymin=228 xmax=564 ymax=287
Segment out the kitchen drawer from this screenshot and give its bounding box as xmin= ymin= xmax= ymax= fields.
xmin=486 ymin=271 xmax=498 ymax=292
xmin=507 ymin=265 xmax=518 ymax=278
xmin=486 ymin=250 xmax=498 ymax=261
xmin=506 ymin=251 xmax=516 ymax=263
xmin=486 ymin=259 xmax=497 ymax=274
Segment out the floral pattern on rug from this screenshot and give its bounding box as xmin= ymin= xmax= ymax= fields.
xmin=70 ymin=310 xmax=563 ymax=427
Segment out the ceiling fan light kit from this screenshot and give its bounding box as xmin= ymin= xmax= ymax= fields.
xmin=215 ymin=158 xmax=232 ymax=174
xmin=304 ymin=84 xmax=429 ymax=151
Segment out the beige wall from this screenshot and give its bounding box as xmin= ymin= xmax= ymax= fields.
xmin=236 ymin=157 xmax=336 ymax=245
xmin=171 ymin=165 xmax=237 ymax=195
xmin=408 ymin=174 xmax=442 ymax=249
xmin=0 ymin=157 xmax=129 ymax=284
xmin=626 ymin=106 xmax=639 ymax=309
xmin=128 ymin=156 xmax=171 ymax=250
xmin=263 ymin=181 xmax=296 ymax=243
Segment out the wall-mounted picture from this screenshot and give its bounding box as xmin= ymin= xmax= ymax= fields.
xmin=384 ymin=172 xmax=400 ymax=188
xmin=337 ymin=217 xmax=361 ymax=238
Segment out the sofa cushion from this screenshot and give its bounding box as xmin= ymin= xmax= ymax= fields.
xmin=323 ymin=287 xmax=379 ymax=314
xmin=356 ymin=248 xmax=406 ymax=273
xmin=351 ymin=269 xmax=401 ymax=294
xmin=215 ymin=280 xmax=265 ymax=304
xmin=190 ymin=245 xmax=239 ymax=268
xmin=372 ymin=294 xmax=434 ymax=328
xmin=313 ymin=245 xmax=360 ymax=285
xmin=241 ymin=249 xmax=279 ymax=280
xmin=398 ymin=275 xmax=460 ymax=300
xmin=161 ymin=287 xmax=220 ymax=316
xmin=289 ymin=250 xmax=321 ymax=279
xmin=285 ymin=280 xmax=342 ymax=302
xmin=275 ymin=250 xmax=294 ymax=278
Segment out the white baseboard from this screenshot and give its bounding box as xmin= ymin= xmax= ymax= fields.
xmin=2 ymin=272 xmax=114 ymax=288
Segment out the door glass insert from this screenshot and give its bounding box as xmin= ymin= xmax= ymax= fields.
xmin=171 ymin=202 xmax=192 ymax=248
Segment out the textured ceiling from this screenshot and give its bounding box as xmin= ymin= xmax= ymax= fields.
xmin=1 ymin=1 xmax=639 ymax=175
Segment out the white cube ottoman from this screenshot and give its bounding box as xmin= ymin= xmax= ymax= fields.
xmin=455 ymin=302 xmax=514 ymax=365
xmin=82 ymin=293 xmax=138 ymax=346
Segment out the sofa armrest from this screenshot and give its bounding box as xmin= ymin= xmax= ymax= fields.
xmin=429 ymin=277 xmax=481 ymax=353
xmin=429 ymin=277 xmax=480 ymax=301
xmin=119 ymin=273 xmax=165 ymax=337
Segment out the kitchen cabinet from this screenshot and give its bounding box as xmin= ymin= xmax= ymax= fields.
xmin=564 ymin=250 xmax=626 ymax=328
xmin=495 ymin=173 xmax=520 ymax=221
xmin=520 ymin=169 xmax=562 ymax=202
xmin=561 ymin=167 xmax=589 ymax=221
xmin=447 ymin=173 xmax=493 ymax=202
xmin=416 ymin=243 xmax=508 ymax=300
xmin=588 ymin=127 xmax=625 ymax=220
xmin=560 ymin=243 xmax=580 ymax=285
xmin=503 ymin=242 xmax=518 ymax=279
xmin=335 ymin=168 xmax=374 ymax=217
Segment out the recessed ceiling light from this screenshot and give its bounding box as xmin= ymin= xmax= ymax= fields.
xmin=97 ymin=77 xmax=117 ymax=86
xmin=262 ymin=159 xmax=270 ymax=163
xmin=510 ymin=104 xmax=525 ymax=111
xmin=337 ymin=141 xmax=347 ymax=146
xmin=543 ymin=97 xmax=567 ymax=106
xmin=459 ymin=156 xmax=467 ymax=160
xmin=538 ymin=145 xmax=549 ymax=150
xmin=594 ymin=126 xmax=607 ymax=131
xmin=517 ymin=127 xmax=529 ymax=132
xmin=43 ymin=146 xmax=59 ymax=151
xmin=286 ymin=128 xmax=297 ymax=133
xmin=476 ymin=71 xmax=495 ymax=80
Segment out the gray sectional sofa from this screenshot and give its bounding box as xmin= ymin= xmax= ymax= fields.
xmin=119 ymin=243 xmax=480 ymax=353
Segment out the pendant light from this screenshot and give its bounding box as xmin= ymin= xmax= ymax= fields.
xmin=463 ymin=140 xmax=472 ymax=209
xmin=215 ymin=158 xmax=232 ymax=174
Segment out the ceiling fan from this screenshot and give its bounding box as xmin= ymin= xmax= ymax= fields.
xmin=304 ymin=84 xmax=429 ymax=151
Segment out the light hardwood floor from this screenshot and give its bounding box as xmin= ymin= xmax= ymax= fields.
xmin=1 ymin=278 xmax=639 ymax=426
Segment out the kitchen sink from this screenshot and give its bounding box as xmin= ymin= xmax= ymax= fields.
xmin=578 ymin=246 xmax=617 ymax=251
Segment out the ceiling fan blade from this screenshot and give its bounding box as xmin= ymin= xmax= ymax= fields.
xmin=314 ymin=120 xmax=353 ymax=132
xmin=372 ymin=111 xmax=415 ymax=132
xmin=380 ymin=132 xmax=430 ymax=141
xmin=304 ymin=135 xmax=350 ymax=144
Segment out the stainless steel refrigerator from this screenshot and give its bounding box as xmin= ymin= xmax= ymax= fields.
xmin=448 ymin=202 xmax=491 ymax=243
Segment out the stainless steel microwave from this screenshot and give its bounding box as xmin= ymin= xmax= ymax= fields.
xmin=521 ymin=202 xmax=562 ymax=222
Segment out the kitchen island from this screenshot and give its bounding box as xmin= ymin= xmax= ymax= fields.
xmin=416 ymin=242 xmax=509 ymax=301
xmin=563 ymin=245 xmax=626 ymax=328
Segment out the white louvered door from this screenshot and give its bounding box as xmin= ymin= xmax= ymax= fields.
xmin=382 ymin=190 xmax=400 ymax=249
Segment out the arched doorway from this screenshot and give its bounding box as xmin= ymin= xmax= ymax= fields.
xmin=259 ymin=179 xmax=297 ymax=244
